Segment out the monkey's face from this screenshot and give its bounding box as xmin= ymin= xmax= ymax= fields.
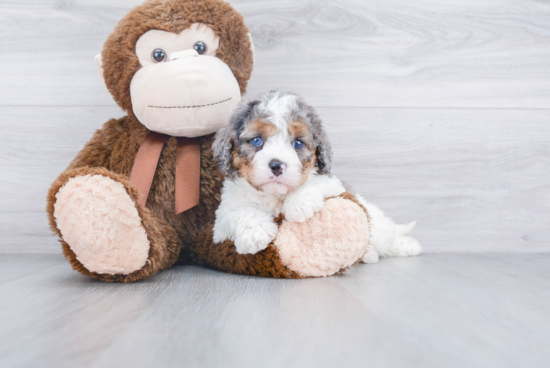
xmin=129 ymin=23 xmax=241 ymax=137
xmin=99 ymin=0 xmax=254 ymax=136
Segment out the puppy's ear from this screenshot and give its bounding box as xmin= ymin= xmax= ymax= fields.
xmin=303 ymin=104 xmax=332 ymax=174
xmin=314 ymin=122 xmax=333 ymax=174
xmin=213 ymin=126 xmax=234 ymax=176
xmin=213 ymin=99 xmax=261 ymax=176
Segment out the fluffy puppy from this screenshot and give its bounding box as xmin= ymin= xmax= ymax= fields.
xmin=212 ymin=91 xmax=422 ymax=261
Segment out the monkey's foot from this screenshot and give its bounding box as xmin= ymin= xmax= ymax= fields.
xmin=274 ymin=195 xmax=370 ymax=277
xmin=54 ymin=174 xmax=150 ymax=275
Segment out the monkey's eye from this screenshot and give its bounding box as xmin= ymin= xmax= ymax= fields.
xmin=193 ymin=41 xmax=207 ymax=55
xmin=251 ymin=137 xmax=263 ymax=146
xmin=152 ymin=49 xmax=167 ymax=63
xmin=293 ymin=140 xmax=304 ymax=150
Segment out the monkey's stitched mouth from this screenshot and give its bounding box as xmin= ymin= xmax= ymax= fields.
xmin=148 ymin=97 xmax=233 ymax=109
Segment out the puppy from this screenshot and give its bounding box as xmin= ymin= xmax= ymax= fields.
xmin=212 ymin=91 xmax=422 ymax=262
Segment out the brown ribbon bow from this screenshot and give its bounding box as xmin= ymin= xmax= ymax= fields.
xmin=129 ymin=132 xmax=201 ymax=215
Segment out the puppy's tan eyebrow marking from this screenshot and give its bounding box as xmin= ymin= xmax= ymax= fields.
xmin=288 ymin=120 xmax=310 ymax=138
xmin=245 ymin=119 xmax=278 ymax=138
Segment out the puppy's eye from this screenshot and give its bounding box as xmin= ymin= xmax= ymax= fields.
xmin=251 ymin=137 xmax=263 ymax=146
xmin=293 ymin=140 xmax=304 ymax=150
xmin=193 ymin=41 xmax=207 ymax=55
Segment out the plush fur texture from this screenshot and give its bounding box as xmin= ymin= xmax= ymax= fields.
xmin=54 ymin=174 xmax=151 ymax=275
xmin=102 ymin=0 xmax=254 ymax=120
xmin=129 ymin=23 xmax=243 ymax=137
xmin=47 ymin=0 xmax=255 ymax=282
xmin=47 ymin=166 xmax=181 ymax=283
xmin=193 ymin=217 xmax=303 ymax=279
xmin=275 ymin=196 xmax=370 ymax=277
xmin=46 ymin=115 xmax=230 ymax=280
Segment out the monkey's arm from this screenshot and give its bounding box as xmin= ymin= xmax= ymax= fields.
xmin=66 ymin=126 xmax=114 ymax=170
xmin=193 ymin=219 xmax=302 ymax=279
xmin=65 ymin=117 xmax=145 ymax=172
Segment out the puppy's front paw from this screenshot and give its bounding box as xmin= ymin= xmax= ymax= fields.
xmin=282 ymin=192 xmax=325 ymax=223
xmin=234 ymin=221 xmax=279 ymax=255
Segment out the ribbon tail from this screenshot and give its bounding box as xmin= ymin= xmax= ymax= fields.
xmin=175 ymin=137 xmax=201 ymax=214
xmin=129 ymin=132 xmax=169 ymax=207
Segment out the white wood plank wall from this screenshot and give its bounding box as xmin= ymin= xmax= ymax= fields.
xmin=1 ymin=0 xmax=549 ymax=253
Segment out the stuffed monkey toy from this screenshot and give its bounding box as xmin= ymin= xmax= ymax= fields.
xmin=47 ymin=0 xmax=372 ymax=282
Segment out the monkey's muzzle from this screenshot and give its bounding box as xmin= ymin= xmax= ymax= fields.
xmin=130 ymin=55 xmax=241 ymax=138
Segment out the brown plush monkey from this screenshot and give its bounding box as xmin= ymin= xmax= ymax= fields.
xmin=47 ymin=0 xmax=371 ymax=282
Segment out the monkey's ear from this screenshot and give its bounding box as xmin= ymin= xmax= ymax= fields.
xmin=94 ymin=54 xmax=106 ymax=86
xmin=247 ymin=33 xmax=255 ymax=66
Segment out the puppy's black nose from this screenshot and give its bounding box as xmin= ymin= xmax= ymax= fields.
xmin=269 ymin=160 xmax=284 ymax=176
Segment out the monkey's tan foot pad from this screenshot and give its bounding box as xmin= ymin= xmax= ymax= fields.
xmin=53 ymin=174 xmax=150 ymax=275
xmin=275 ymin=197 xmax=370 ymax=277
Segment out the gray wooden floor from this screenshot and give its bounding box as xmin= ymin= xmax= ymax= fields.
xmin=1 ymin=1 xmax=550 ymax=367
xmin=0 ymin=253 xmax=549 ymax=368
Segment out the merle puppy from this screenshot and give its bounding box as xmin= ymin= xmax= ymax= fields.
xmin=212 ymin=91 xmax=422 ymax=262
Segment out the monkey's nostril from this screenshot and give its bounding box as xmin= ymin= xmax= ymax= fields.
xmin=269 ymin=160 xmax=284 ymax=176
